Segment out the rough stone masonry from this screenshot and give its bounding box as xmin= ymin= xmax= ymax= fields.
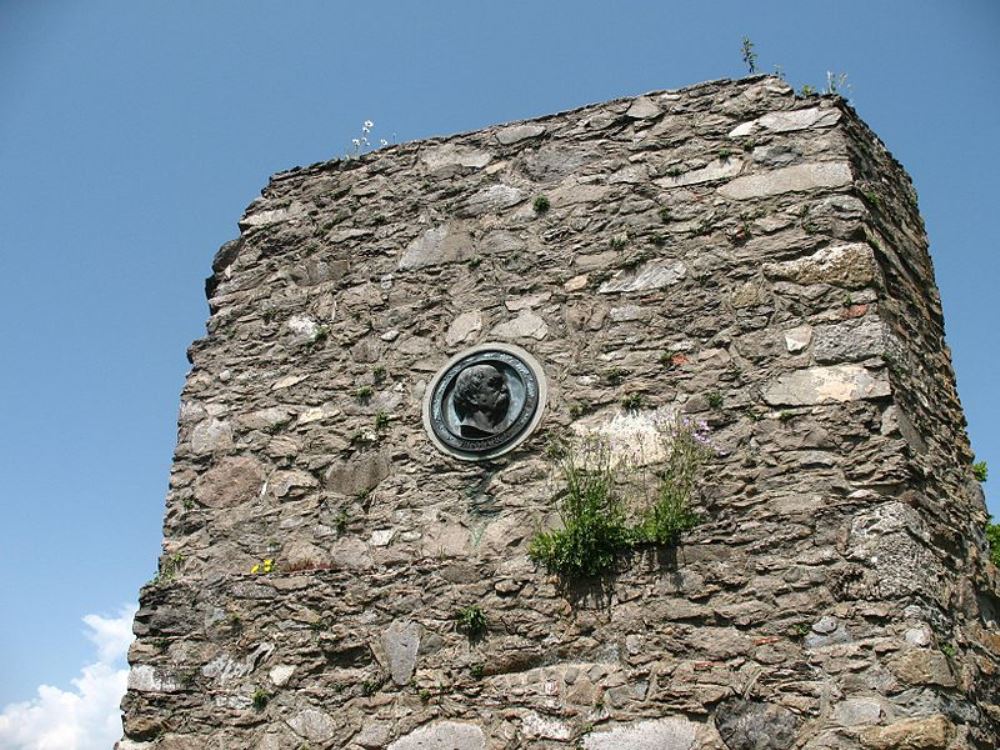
xmin=118 ymin=76 xmax=1000 ymax=749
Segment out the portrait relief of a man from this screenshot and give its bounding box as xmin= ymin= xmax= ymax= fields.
xmin=451 ymin=364 xmax=510 ymax=438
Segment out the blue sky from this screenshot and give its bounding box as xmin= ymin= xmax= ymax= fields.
xmin=1 ymin=2 xmax=997 ymax=745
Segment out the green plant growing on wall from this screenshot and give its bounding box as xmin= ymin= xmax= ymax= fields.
xmin=986 ymin=519 xmax=1000 ymax=567
xmin=374 ymin=410 xmax=390 ymax=432
xmin=740 ymin=37 xmax=757 ymax=74
xmin=706 ymin=391 xmax=724 ymax=409
xmin=455 ymin=605 xmax=488 ymax=641
xmin=633 ymin=417 xmax=713 ymax=545
xmin=533 ymin=195 xmax=551 ymax=213
xmin=973 ymin=460 xmax=988 ymax=483
xmin=153 ymin=552 xmax=184 ymax=584
xmin=530 ymin=417 xmax=714 ymax=579
xmin=825 ymin=71 xmax=851 ymax=97
xmin=308 ymin=325 xmax=330 ymax=348
xmin=529 ymin=438 xmax=632 ymax=578
xmin=621 ymin=393 xmax=645 ymax=411
xmin=251 ymin=688 xmax=270 ymax=710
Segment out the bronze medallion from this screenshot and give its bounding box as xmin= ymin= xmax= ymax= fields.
xmin=423 ymin=343 xmax=547 ymax=461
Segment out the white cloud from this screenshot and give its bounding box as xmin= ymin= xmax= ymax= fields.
xmin=0 ymin=604 xmax=137 ymax=750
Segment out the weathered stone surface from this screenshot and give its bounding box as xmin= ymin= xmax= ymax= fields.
xmin=324 ymin=451 xmax=390 ymax=496
xmin=717 ymin=161 xmax=852 ymax=199
xmin=127 ymin=665 xmax=181 ymax=694
xmin=598 ymin=260 xmax=686 ymax=293
xmin=729 ymin=106 xmax=841 ymax=136
xmin=239 ymin=200 xmax=306 ymax=228
xmin=122 ymin=77 xmax=997 ymax=750
xmin=461 ymin=183 xmax=524 ymax=215
xmin=657 ymin=157 xmax=743 ymax=187
xmin=420 ymin=143 xmax=492 ymax=170
xmin=783 ymin=324 xmax=812 ymax=353
xmin=813 ymin=318 xmax=889 ymax=363
xmin=192 ymin=456 xmax=264 ymax=508
xmin=399 ymin=224 xmax=474 ymax=269
xmin=833 ymin=697 xmax=884 ymax=726
xmin=376 ymin=620 xmax=421 ymax=685
xmin=387 ymin=721 xmax=485 ymax=750
xmin=889 ymin=648 xmax=957 ymax=687
xmin=495 ymin=123 xmax=545 ymax=144
xmin=859 ymin=715 xmax=954 ymax=749
xmin=490 ymin=310 xmax=548 ymax=340
xmin=625 ymin=96 xmax=662 ymax=119
xmin=287 ymin=709 xmax=337 ymax=742
xmin=583 ymin=718 xmax=696 ymax=750
xmin=268 ymin=664 xmax=295 ymax=686
xmin=521 ymin=711 xmax=573 ymax=740
xmin=189 ymin=417 xmax=232 ymax=454
xmin=715 ymin=698 xmax=799 ymax=750
xmin=762 ymin=364 xmax=890 ymax=405
xmin=445 ymin=310 xmax=483 ymax=345
xmin=763 ymin=242 xmax=878 ymax=288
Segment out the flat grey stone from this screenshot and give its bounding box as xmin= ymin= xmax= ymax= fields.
xmin=355 ymin=722 xmax=393 ymax=749
xmin=730 ymin=107 xmax=841 ymax=136
xmin=505 ymin=291 xmax=551 ymax=311
xmin=783 ymin=325 xmax=812 ymax=353
xmin=399 ymin=224 xmax=475 ymax=269
xmin=811 ymin=615 xmax=839 ymax=634
xmin=329 ymin=537 xmax=372 ymax=570
xmin=490 ymin=310 xmax=548 ymax=341
xmin=583 ymin=718 xmax=696 ymax=750
xmin=834 ymin=697 xmax=884 ymax=726
xmin=239 ymin=201 xmax=306 ymax=229
xmin=805 ymin=620 xmax=853 ymax=648
xmin=324 ymin=451 xmax=390 ymax=496
xmin=763 ymin=242 xmax=878 ymax=288
xmin=193 ymin=456 xmax=265 ymax=508
xmin=461 ymin=183 xmax=524 ymax=216
xmin=599 ymin=260 xmax=686 ymax=293
xmin=420 ymin=143 xmax=492 ymax=170
xmin=189 ymin=418 xmax=232 ymax=455
xmin=762 ymin=364 xmax=890 ymax=406
xmin=813 ymin=319 xmax=888 ymax=363
xmin=127 ymin=665 xmax=181 ymax=693
xmin=445 ymin=310 xmax=483 ymax=346
xmin=657 ymin=158 xmax=743 ymax=187
xmin=378 ymin=620 xmax=421 ymax=685
xmin=625 ymin=96 xmax=662 ymax=119
xmin=717 ymin=161 xmax=852 ymax=200
xmin=269 ymin=664 xmax=295 ymax=686
xmin=288 ymin=258 xmax=349 ymax=287
xmin=287 ymin=708 xmax=337 ymax=742
xmin=521 ymin=711 xmax=573 ymax=740
xmin=495 ymin=123 xmax=545 ymax=145
xmin=388 ymin=721 xmax=486 ymax=750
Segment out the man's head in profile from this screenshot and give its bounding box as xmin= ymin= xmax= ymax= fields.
xmin=452 ymin=364 xmax=510 ymax=438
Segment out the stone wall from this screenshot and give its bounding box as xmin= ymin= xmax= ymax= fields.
xmin=119 ymin=76 xmax=1000 ymax=749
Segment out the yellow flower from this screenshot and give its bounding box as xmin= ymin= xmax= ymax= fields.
xmin=263 ymin=559 xmax=274 ymax=573
xmin=250 ymin=564 xmax=260 ymax=574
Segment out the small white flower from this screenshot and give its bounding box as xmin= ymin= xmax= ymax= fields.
xmin=364 ymin=120 xmax=374 ymax=128
xmin=352 ymin=138 xmax=361 ymax=147
xmin=379 ymin=138 xmax=388 ymax=147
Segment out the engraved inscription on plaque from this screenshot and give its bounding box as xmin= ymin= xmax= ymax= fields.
xmin=422 ymin=343 xmax=547 ymax=461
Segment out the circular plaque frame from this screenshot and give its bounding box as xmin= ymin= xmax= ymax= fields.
xmin=422 ymin=343 xmax=547 ymax=461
